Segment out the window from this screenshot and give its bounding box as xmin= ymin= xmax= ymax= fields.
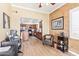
xmin=69 ymin=7 xmax=79 ymax=40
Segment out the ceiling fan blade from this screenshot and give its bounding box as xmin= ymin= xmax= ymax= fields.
xmin=51 ymin=3 xmax=55 ymax=5
xmin=39 ymin=3 xmax=42 ymax=8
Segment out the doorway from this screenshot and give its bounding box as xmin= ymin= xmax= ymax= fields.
xmin=20 ymin=17 xmax=43 ymax=41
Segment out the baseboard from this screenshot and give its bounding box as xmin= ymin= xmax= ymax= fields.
xmin=69 ymin=50 xmax=79 ymax=56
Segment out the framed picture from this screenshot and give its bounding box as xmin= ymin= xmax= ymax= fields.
xmin=51 ymin=16 xmax=64 ymax=30
xmin=3 ymin=12 xmax=10 ymax=28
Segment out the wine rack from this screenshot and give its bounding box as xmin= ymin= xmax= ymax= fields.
xmin=57 ymin=36 xmax=68 ymax=52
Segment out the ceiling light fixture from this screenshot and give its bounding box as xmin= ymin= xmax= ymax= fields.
xmin=39 ymin=3 xmax=55 ymax=8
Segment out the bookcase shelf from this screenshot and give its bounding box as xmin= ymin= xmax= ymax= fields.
xmin=57 ymin=36 xmax=68 ymax=52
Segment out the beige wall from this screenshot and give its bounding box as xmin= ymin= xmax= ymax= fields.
xmin=49 ymin=3 xmax=79 ymax=41
xmin=69 ymin=39 xmax=79 ymax=54
xmin=0 ymin=3 xmax=79 ymax=42
xmin=0 ymin=4 xmax=12 ymax=42
xmin=49 ymin=3 xmax=79 ymax=53
xmin=11 ymin=6 xmax=49 ymax=35
xmin=0 ymin=4 xmax=50 ymax=42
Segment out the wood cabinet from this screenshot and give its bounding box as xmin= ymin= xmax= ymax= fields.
xmin=34 ymin=32 xmax=42 ymax=40
xmin=57 ymin=36 xmax=68 ymax=52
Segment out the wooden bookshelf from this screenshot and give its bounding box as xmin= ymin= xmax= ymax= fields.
xmin=57 ymin=36 xmax=68 ymax=52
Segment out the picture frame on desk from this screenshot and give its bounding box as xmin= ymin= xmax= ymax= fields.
xmin=51 ymin=16 xmax=64 ymax=30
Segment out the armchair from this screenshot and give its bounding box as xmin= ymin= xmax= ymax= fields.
xmin=42 ymin=34 xmax=54 ymax=47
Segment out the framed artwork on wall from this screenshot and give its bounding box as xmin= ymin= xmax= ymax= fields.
xmin=3 ymin=12 xmax=10 ymax=29
xmin=51 ymin=16 xmax=64 ymax=30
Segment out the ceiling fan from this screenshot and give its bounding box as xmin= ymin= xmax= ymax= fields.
xmin=39 ymin=3 xmax=55 ymax=8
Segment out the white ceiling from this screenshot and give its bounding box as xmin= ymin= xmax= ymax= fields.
xmin=11 ymin=3 xmax=65 ymax=14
